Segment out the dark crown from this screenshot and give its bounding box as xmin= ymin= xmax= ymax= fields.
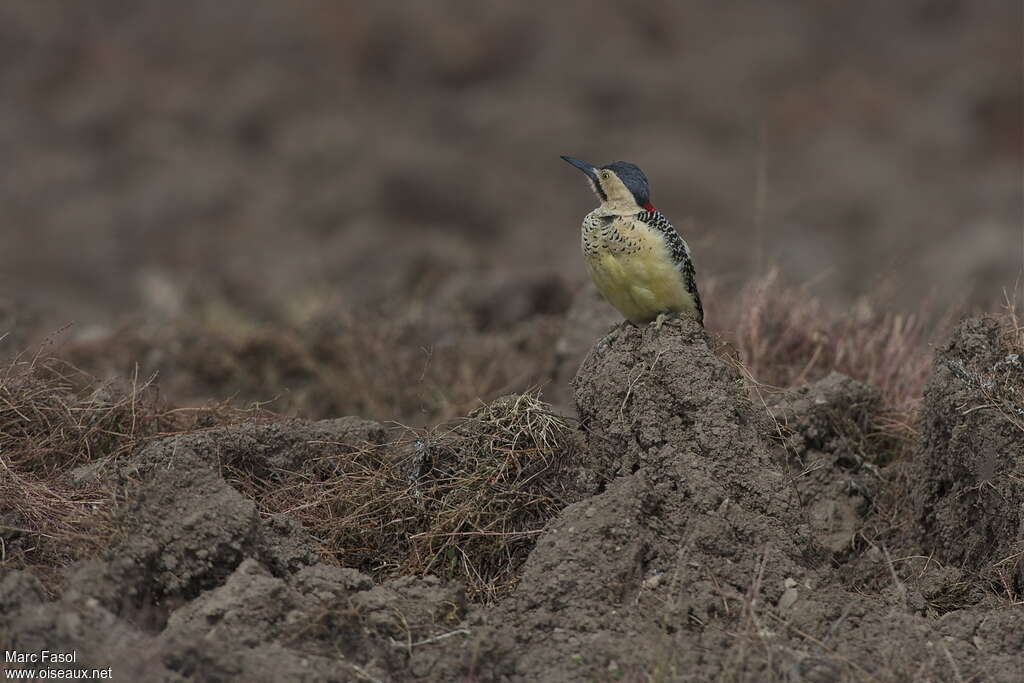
xmin=602 ymin=161 xmax=651 ymax=206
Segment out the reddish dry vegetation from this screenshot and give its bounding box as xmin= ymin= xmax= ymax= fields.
xmin=2 ymin=282 xmax=1023 ymax=681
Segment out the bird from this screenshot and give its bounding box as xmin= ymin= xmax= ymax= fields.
xmin=561 ymin=155 xmax=703 ymax=328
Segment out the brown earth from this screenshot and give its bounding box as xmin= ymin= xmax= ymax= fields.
xmin=913 ymin=317 xmax=1024 ymax=595
xmin=1 ymin=2 xmax=1023 ymax=681
xmin=0 ymin=0 xmax=1020 ymax=343
xmin=3 ymin=313 xmax=1023 ymax=681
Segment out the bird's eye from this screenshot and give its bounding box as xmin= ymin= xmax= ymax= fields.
xmin=600 ymin=171 xmax=610 ymax=180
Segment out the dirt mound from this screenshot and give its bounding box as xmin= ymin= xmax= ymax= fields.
xmin=1 ymin=417 xmax=471 ymax=681
xmin=451 ymin=318 xmax=1023 ymax=681
xmin=914 ymin=315 xmax=1024 ymax=591
xmin=53 ymin=419 xmax=383 ymax=624
xmin=158 ymin=560 xmax=467 ymax=682
xmin=5 ymin=317 xmax=1024 ymax=681
xmin=465 ymin=318 xmax=814 ymax=680
xmin=5 ymin=558 xmax=467 ymax=682
xmin=765 ymin=372 xmax=882 ymax=553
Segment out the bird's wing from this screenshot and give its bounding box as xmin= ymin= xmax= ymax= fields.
xmin=637 ymin=210 xmax=704 ymax=325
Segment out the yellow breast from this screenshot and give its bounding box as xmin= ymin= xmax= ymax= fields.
xmin=583 ymin=219 xmax=697 ymax=324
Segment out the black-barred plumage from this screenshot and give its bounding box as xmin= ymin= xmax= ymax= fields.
xmin=636 ymin=210 xmax=704 ymax=325
xmin=562 ymin=155 xmax=703 ymax=327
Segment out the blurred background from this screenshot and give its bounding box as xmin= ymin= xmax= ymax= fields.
xmin=0 ymin=0 xmax=1021 ymax=419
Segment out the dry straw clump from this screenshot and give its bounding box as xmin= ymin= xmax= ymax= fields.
xmin=0 ymin=353 xmax=159 ymax=590
xmin=405 ymin=393 xmax=574 ymax=599
xmin=729 ymin=270 xmax=938 ymax=414
xmin=237 ymin=391 xmax=577 ymax=603
xmin=716 ymin=270 xmax=954 ymax=464
xmin=0 ymin=349 xmax=255 ymax=593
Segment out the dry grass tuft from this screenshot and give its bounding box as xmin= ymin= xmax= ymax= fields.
xmin=934 ymin=301 xmax=1024 ymax=434
xmin=0 ymin=353 xmax=148 ymax=591
xmin=0 ymin=348 xmax=260 ymax=594
xmin=985 ymin=298 xmax=1024 ymax=432
xmin=728 ymin=270 xmax=939 ymax=413
xmin=715 ymin=270 xmax=953 ymax=464
xmin=403 ymin=393 xmax=573 ymax=600
xmin=229 ymin=391 xmax=577 ymax=602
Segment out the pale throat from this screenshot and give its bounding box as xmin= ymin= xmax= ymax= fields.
xmin=593 ymin=175 xmax=645 ymax=216
xmin=595 ymin=196 xmax=643 ymax=216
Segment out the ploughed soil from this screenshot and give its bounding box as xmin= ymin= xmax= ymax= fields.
xmin=2 ymin=2 xmax=1022 ymax=680
xmin=2 ymin=307 xmax=1023 ymax=682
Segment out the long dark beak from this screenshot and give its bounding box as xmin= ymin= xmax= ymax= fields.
xmin=560 ymin=155 xmax=599 ymax=184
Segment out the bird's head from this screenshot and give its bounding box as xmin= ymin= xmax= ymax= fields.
xmin=561 ymin=156 xmax=655 ymax=214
